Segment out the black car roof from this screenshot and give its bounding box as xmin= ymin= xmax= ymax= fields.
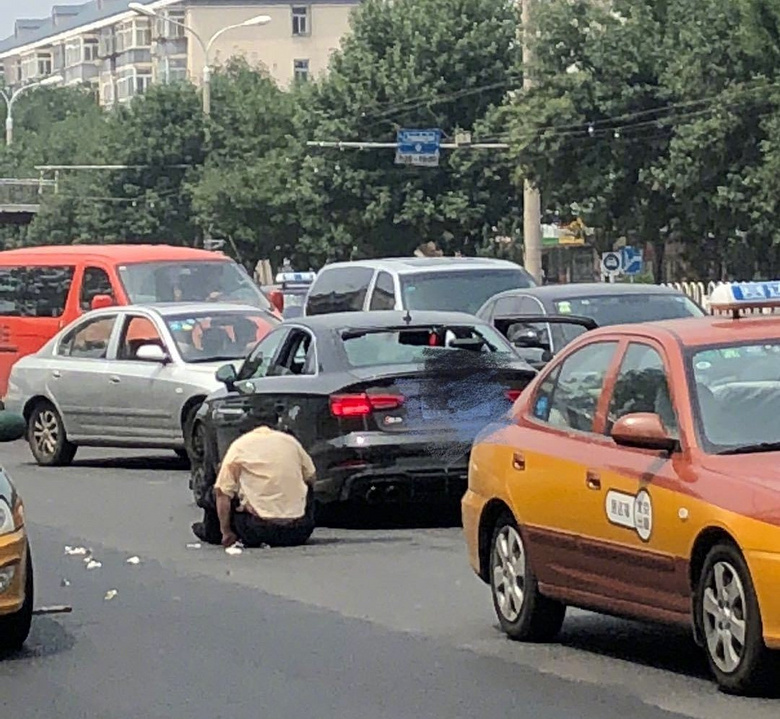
xmin=292 ymin=310 xmax=488 ymax=331
xmin=489 ymin=283 xmax=688 ymax=302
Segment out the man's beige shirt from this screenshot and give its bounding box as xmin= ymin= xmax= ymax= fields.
xmin=214 ymin=426 xmax=316 ymax=520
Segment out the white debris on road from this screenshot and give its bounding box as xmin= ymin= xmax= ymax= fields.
xmin=64 ymin=546 xmax=88 ymax=556
xmin=104 ymin=590 xmax=118 ymax=601
xmin=225 ymin=542 xmax=244 ymax=556
xmin=60 ymin=578 xmax=71 ymax=587
xmin=186 ymin=542 xmax=202 ymax=550
xmin=126 ymin=556 xmax=141 ymax=565
xmin=85 ymin=560 xmax=102 ymax=570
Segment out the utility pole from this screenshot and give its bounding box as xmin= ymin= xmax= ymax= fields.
xmin=521 ymin=0 xmax=543 ymax=283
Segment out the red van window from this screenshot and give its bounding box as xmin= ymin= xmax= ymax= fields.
xmin=0 ymin=266 xmax=75 ymax=318
xmin=80 ymin=267 xmax=115 ymax=312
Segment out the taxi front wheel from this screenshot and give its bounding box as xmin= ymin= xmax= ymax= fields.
xmin=490 ymin=513 xmax=565 ymax=642
xmin=696 ymin=542 xmax=779 ymax=695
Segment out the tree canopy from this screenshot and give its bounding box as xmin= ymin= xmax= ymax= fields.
xmin=2 ymin=0 xmax=779 ymax=281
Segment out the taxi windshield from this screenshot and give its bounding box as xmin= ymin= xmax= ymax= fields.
xmin=119 ymin=260 xmax=272 ymax=311
xmin=165 ymin=311 xmax=274 ymax=364
xmin=690 ymin=341 xmax=780 ymax=453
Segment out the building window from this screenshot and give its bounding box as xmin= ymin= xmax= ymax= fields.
xmin=292 ymin=6 xmax=310 ymax=36
xmin=135 ymin=73 xmax=152 ymax=95
xmin=155 ymin=10 xmax=186 ymax=39
xmin=84 ymin=38 xmax=99 ymax=62
xmin=38 ymin=54 xmax=53 ymax=77
xmin=116 ymin=22 xmax=133 ymax=53
xmin=135 ymin=19 xmax=152 ymax=48
xmin=293 ymin=58 xmax=310 ymax=82
xmin=65 ymin=40 xmax=82 ymax=67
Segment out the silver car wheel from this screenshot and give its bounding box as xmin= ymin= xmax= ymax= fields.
xmin=492 ymin=525 xmax=526 ymax=623
xmin=702 ymin=560 xmax=748 ymax=674
xmin=32 ymin=409 xmax=59 ymax=456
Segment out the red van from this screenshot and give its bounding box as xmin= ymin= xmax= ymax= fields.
xmin=0 ymin=244 xmax=277 ymax=399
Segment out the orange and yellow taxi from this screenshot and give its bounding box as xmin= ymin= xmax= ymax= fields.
xmin=0 ymin=411 xmax=32 ymax=654
xmin=463 ymin=282 xmax=780 ymax=695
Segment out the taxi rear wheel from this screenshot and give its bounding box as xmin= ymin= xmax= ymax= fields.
xmin=0 ymin=545 xmax=33 ymax=654
xmin=27 ymin=402 xmax=77 ymax=467
xmin=696 ymin=543 xmax=779 ymax=695
xmin=489 ymin=513 xmax=565 ymax=642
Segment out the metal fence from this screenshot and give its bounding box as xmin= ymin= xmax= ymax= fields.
xmin=661 ymin=280 xmax=780 ymax=316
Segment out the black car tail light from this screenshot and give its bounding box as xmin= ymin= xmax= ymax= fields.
xmin=329 ymin=393 xmax=405 ymax=417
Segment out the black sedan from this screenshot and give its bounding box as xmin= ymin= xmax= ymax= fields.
xmin=476 ymin=282 xmax=705 ymax=365
xmin=187 ymin=311 xmax=536 ymax=517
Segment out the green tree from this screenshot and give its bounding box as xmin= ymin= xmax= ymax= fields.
xmin=295 ymin=0 xmax=523 ymax=264
xmin=188 ymin=59 xmax=305 ymax=267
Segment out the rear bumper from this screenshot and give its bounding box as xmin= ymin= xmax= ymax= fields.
xmin=0 ymin=528 xmax=27 ymax=616
xmin=313 ymin=431 xmax=472 ymax=505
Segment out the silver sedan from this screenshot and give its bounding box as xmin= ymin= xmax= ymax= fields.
xmin=5 ymin=302 xmax=279 ymax=467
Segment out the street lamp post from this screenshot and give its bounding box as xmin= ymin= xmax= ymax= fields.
xmin=128 ymin=3 xmax=271 ymax=115
xmin=0 ymin=75 xmax=64 ymax=145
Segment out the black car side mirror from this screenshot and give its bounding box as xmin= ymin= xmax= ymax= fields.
xmin=216 ymin=363 xmax=238 ymax=390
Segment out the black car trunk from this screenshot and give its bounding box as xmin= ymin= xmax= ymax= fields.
xmin=330 ymin=357 xmax=534 ymax=438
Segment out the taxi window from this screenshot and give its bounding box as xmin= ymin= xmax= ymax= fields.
xmin=606 ymin=343 xmax=678 ymax=438
xmin=531 ymin=341 xmax=618 ymax=432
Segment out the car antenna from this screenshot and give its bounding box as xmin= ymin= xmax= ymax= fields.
xmin=403 ymin=309 xmax=412 ymax=325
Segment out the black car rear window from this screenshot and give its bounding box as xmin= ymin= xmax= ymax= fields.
xmin=341 ymin=325 xmax=514 ymax=368
xmin=400 ymin=269 xmax=535 ymax=314
xmin=551 ymin=293 xmax=703 ymax=344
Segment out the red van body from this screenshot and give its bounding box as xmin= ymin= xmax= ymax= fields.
xmin=0 ymin=244 xmax=277 ymax=399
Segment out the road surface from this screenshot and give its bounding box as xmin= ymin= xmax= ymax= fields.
xmin=1 ymin=442 xmax=778 ymax=718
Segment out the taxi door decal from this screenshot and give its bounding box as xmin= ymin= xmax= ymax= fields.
xmin=605 ymin=488 xmax=653 ymax=542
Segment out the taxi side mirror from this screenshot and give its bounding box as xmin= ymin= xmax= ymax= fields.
xmin=611 ymin=412 xmax=678 ymax=452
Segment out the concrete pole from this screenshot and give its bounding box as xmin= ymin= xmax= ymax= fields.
xmin=5 ymin=115 xmax=12 ymax=146
xmin=202 ymin=64 xmax=212 ymax=116
xmin=521 ymin=0 xmax=544 ymax=284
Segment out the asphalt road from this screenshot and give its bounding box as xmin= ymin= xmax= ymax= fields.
xmin=1 ymin=441 xmax=778 ymax=719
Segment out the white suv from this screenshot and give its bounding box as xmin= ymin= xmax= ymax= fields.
xmin=303 ymin=257 xmax=536 ymax=317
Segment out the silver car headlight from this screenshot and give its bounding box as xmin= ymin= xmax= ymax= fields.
xmin=0 ymin=498 xmax=15 ymax=535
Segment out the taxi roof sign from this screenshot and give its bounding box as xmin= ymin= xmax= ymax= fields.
xmin=275 ymin=271 xmax=316 ymax=286
xmin=709 ymin=281 xmax=780 ymax=316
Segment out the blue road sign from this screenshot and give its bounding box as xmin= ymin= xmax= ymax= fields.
xmin=621 ymin=246 xmax=643 ymax=275
xmin=396 ymin=129 xmax=442 ymax=167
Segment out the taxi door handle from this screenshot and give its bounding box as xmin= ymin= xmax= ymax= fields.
xmin=512 ymin=452 xmax=526 ymax=471
xmin=586 ymin=471 xmax=601 ymax=490
xmin=52 ymin=370 xmax=61 ymax=379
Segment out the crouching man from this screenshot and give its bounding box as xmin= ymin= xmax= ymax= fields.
xmin=192 ymin=409 xmax=317 ymax=548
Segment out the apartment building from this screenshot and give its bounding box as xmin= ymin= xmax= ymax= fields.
xmin=0 ymin=0 xmax=359 ymax=107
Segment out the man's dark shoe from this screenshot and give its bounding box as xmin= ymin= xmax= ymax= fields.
xmin=192 ymin=521 xmax=221 ymax=545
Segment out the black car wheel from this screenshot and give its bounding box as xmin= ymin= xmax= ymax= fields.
xmin=0 ymin=544 xmax=33 ymax=654
xmin=189 ymin=421 xmax=215 ymax=508
xmin=27 ymin=402 xmax=76 ymax=467
xmin=490 ymin=512 xmax=565 ymax=642
xmin=696 ymin=542 xmax=779 ymax=695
